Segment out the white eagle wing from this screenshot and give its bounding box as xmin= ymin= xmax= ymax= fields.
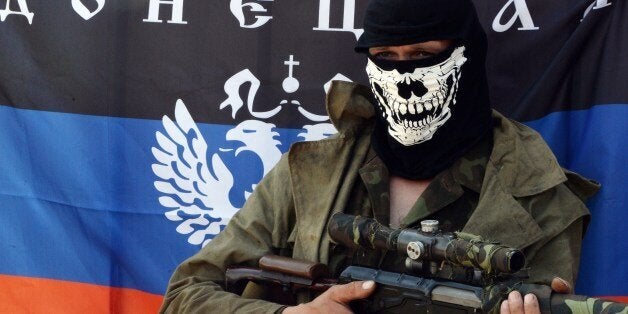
xmin=152 ymin=99 xmax=238 ymax=247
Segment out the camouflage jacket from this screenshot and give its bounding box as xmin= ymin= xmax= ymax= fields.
xmin=159 ymin=81 xmax=601 ymax=313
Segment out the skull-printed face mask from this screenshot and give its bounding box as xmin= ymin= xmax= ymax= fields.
xmin=366 ymin=46 xmax=467 ymax=146
xmin=356 ymin=0 xmax=492 ymax=180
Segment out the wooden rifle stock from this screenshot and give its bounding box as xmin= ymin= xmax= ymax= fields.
xmin=225 ymin=255 xmax=336 ymax=296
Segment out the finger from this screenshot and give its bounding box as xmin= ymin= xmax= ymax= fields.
xmin=524 ymin=293 xmax=541 ymax=314
xmin=500 ymin=299 xmax=511 ymax=314
xmin=508 ymin=290 xmax=524 ymax=314
xmin=550 ymin=277 xmax=572 ymax=294
xmin=328 ymin=281 xmax=376 ymax=303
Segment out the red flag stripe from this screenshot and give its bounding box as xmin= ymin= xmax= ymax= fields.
xmin=600 ymin=296 xmax=628 ymax=303
xmin=0 ymin=274 xmax=163 ymax=313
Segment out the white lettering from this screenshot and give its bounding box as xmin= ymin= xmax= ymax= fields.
xmin=582 ymin=0 xmax=611 ymax=19
xmin=72 ymin=0 xmax=105 ymax=20
xmin=313 ymin=0 xmax=363 ymax=40
xmin=143 ymin=0 xmax=187 ymax=24
xmin=492 ymin=0 xmax=539 ymax=32
xmin=0 ymin=0 xmax=34 ymax=24
xmin=230 ymin=0 xmax=273 ymax=28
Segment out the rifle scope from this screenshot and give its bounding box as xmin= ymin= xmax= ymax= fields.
xmin=328 ymin=213 xmax=525 ymax=275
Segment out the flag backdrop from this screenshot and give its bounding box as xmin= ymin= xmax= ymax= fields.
xmin=0 ymin=0 xmax=626 ymax=312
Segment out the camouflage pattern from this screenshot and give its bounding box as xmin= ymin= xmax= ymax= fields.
xmin=328 ymin=213 xmax=524 ymax=276
xmin=550 ymin=295 xmax=628 ymax=314
xmin=447 ymin=232 xmax=524 ymax=275
xmin=483 ymin=281 xmax=628 ymax=314
xmin=357 ymin=132 xmax=491 ymax=231
xmin=160 ymin=81 xmax=597 ymax=313
xmin=328 ymin=213 xmax=398 ymax=250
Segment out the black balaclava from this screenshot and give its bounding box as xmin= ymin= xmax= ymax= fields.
xmin=356 ymin=0 xmax=493 ymax=180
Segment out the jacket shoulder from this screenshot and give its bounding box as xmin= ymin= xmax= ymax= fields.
xmin=490 ymin=111 xmax=567 ymax=197
xmin=489 ymin=111 xmax=600 ymax=199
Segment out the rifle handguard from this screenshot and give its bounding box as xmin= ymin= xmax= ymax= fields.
xmin=259 ymin=255 xmax=330 ymax=279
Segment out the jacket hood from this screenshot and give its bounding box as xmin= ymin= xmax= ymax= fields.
xmin=325 ymin=81 xmax=375 ymax=134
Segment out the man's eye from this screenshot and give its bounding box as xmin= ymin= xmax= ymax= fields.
xmin=373 ymin=52 xmax=396 ymax=60
xmin=410 ymin=51 xmax=435 ymax=60
xmin=372 ymin=51 xmax=436 ymax=61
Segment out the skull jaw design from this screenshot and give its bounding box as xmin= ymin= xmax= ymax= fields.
xmin=367 ymin=46 xmax=468 ymax=146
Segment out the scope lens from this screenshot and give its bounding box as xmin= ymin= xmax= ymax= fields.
xmin=508 ymin=251 xmax=525 ymax=273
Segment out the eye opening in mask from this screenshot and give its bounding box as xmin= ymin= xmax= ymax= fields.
xmin=368 ymin=39 xmax=455 ymax=60
xmin=368 ymin=44 xmax=461 ymax=72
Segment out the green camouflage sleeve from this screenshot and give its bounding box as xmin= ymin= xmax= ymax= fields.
xmin=483 ymin=282 xmax=628 ymax=314
xmin=547 ymin=294 xmax=628 ymax=314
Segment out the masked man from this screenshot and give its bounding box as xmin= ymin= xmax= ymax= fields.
xmin=160 ymin=0 xmax=601 ymax=313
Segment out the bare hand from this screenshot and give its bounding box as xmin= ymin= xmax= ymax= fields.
xmin=500 ymin=277 xmax=572 ymax=314
xmin=500 ymin=291 xmax=540 ymax=314
xmin=283 ymin=280 xmax=376 ymax=314
xmin=550 ymin=277 xmax=572 ymax=294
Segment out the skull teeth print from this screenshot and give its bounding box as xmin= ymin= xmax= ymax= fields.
xmin=379 ymin=89 xmax=445 ymax=127
xmin=366 ymin=46 xmax=467 ymax=146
